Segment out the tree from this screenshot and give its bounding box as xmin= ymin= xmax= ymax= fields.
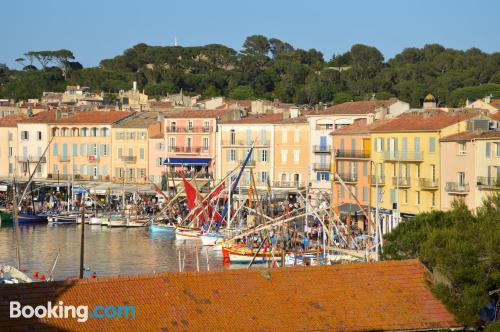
xmin=269 ymin=38 xmax=294 ymax=58
xmin=241 ymin=35 xmax=270 ymax=57
xmin=228 ymin=85 xmax=255 ymax=100
xmin=52 ymin=49 xmax=75 ymax=80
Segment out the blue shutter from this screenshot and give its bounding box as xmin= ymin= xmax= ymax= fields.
xmin=320 ymin=136 xmax=327 ymax=151
xmin=316 ymin=172 xmax=321 ymax=181
xmin=429 ymin=137 xmax=435 ymax=153
xmin=102 ymin=165 xmax=107 ymax=176
xmin=325 ymin=172 xmax=330 ymax=181
xmin=73 ymin=144 xmax=78 ymax=156
xmin=486 ymin=142 xmax=491 ymax=158
xmin=390 ymin=189 xmax=396 ymax=203
xmin=53 ymin=143 xmax=58 ymax=156
xmin=80 ymin=144 xmax=84 ymax=156
xmin=62 ymin=144 xmax=68 ymax=158
xmin=414 ymin=137 xmax=421 ymax=160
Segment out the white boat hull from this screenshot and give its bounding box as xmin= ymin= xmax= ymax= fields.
xmin=175 ymin=229 xmax=201 ymax=240
xmin=201 ymin=234 xmax=225 ymax=246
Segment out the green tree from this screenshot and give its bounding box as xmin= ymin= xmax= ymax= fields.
xmin=228 ymin=85 xmax=255 ymax=100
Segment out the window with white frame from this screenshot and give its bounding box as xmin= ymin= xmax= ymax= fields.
xmin=293 ymin=150 xmax=300 ymax=163
xmin=260 ymin=149 xmax=268 ymax=162
xmin=203 ymin=121 xmax=210 ymax=131
xmin=202 ymin=137 xmax=209 ymax=152
xmin=188 ymin=120 xmax=193 ymax=131
xmin=281 ymin=150 xmax=288 ymax=163
xmin=229 ymin=149 xmax=237 ymax=161
xmin=169 ymin=137 xmax=176 ymax=151
xmin=458 ymin=142 xmax=466 ymax=155
xmin=294 ymin=129 xmax=300 ymax=143
xmin=21 ymin=131 xmax=29 ymax=140
xmin=259 ymin=171 xmax=268 ymax=183
xmin=281 ymin=129 xmax=287 ymax=143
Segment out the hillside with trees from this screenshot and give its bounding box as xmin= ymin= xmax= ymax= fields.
xmin=2 ymin=35 xmax=500 ymax=106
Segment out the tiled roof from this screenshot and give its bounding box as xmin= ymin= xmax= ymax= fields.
xmin=0 ymin=114 xmax=27 ymax=127
xmin=309 ymin=99 xmax=399 ymax=116
xmin=163 ymin=108 xmax=233 ymax=119
xmin=220 ymin=113 xmax=283 ymax=124
xmin=0 ymin=259 xmax=460 ymax=331
xmin=440 ymin=130 xmax=500 ymax=142
xmin=113 ymin=112 xmax=159 ymax=128
xmin=491 ymin=112 xmax=500 ymax=120
xmin=331 ymin=118 xmax=393 ymax=135
xmin=490 ymin=99 xmax=500 ymax=110
xmin=371 ymin=111 xmax=480 ymax=132
xmin=275 ymin=116 xmax=308 ymax=124
xmin=17 ymin=109 xmax=57 ymax=124
xmin=51 ymin=111 xmax=132 ymax=125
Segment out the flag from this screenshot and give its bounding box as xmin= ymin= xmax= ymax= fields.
xmin=181 ymin=176 xmax=198 ymax=210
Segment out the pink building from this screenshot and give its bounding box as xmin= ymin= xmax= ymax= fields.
xmin=148 ymin=121 xmax=166 ymax=185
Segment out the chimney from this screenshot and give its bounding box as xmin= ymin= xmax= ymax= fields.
xmin=133 ymin=81 xmax=137 ymax=92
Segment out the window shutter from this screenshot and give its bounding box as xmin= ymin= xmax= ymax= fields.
xmin=102 ymin=165 xmax=107 ymax=176
xmin=390 ymin=189 xmax=395 ymax=203
xmin=261 ymin=129 xmax=267 ymax=144
xmin=381 ymin=138 xmax=385 ymax=151
xmin=325 ymin=172 xmax=330 ymax=181
xmin=363 ymin=162 xmax=368 ymax=176
xmin=351 ymin=139 xmax=356 ymax=153
xmin=226 ymin=149 xmax=230 ymax=161
xmin=316 ymin=172 xmax=321 ymax=181
xmin=246 ymin=129 xmax=251 ymax=144
xmin=486 ymin=142 xmax=491 ymax=157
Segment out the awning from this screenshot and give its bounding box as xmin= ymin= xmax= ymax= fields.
xmin=164 ymin=157 xmax=211 ymax=166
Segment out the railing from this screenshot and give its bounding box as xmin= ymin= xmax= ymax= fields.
xmin=48 ymin=174 xmax=111 ymax=181
xmin=419 ymin=178 xmax=439 ymax=189
xmin=335 ymin=150 xmax=370 ymax=159
xmin=336 ymin=173 xmax=358 ymax=183
xmin=120 ymin=156 xmax=137 ymax=163
xmin=477 ymin=177 xmax=500 ymax=189
xmin=59 ymin=156 xmax=71 ymax=162
xmin=313 ymin=145 xmax=331 ymax=153
xmin=238 ymin=160 xmax=256 ymax=167
xmin=221 ymin=140 xmax=269 ymax=146
xmin=166 ymin=127 xmax=212 ymax=133
xmin=382 ymin=151 xmax=423 ymax=162
xmin=17 ymin=156 xmax=47 ymax=163
xmin=272 ymin=181 xmax=305 ymax=188
xmin=315 ymin=124 xmax=333 ymax=130
xmin=171 ymin=171 xmax=212 ymax=179
xmin=370 ymin=175 xmax=385 ymax=185
xmin=313 ymin=163 xmax=330 ymax=171
xmin=392 ymin=176 xmax=411 ymax=187
xmin=445 ymin=182 xmax=469 ymax=193
xmin=168 ymin=146 xmax=203 ymax=154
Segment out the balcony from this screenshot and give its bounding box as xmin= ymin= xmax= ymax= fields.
xmin=238 ymin=160 xmax=256 ymax=167
xmin=221 ymin=140 xmax=269 ymax=147
xmin=171 ymin=171 xmax=212 ymax=179
xmin=313 ymin=145 xmax=331 ymax=153
xmin=370 ymin=175 xmax=385 ymax=186
xmin=476 ymin=177 xmax=500 ymax=190
xmin=272 ymin=181 xmax=305 ymax=188
xmin=381 ymin=151 xmax=423 ymax=162
xmin=445 ymin=182 xmax=469 ymax=194
xmin=17 ymin=156 xmax=47 ymax=163
xmin=87 ymin=155 xmax=100 ymax=163
xmin=335 ymin=149 xmax=370 ymax=159
xmin=166 ymin=127 xmax=212 ymax=133
xmin=335 ymin=173 xmax=358 ymax=183
xmin=59 ymin=156 xmax=71 ymax=162
xmin=168 ymin=146 xmax=204 ymax=154
xmin=419 ymin=178 xmax=439 ymax=190
xmin=392 ymin=176 xmax=411 ymax=188
xmin=313 ymin=163 xmax=330 ymax=171
xmin=120 ymin=156 xmax=137 ymax=163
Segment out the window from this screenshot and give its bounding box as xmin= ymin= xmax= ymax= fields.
xmin=202 ymin=137 xmax=209 ymax=152
xmin=362 ymin=162 xmax=368 ymax=176
xmin=82 ymin=128 xmax=88 ymax=137
xmin=339 ymin=186 xmax=345 ymax=199
xmin=203 ymin=121 xmax=210 ymax=131
xmin=281 ymin=150 xmax=288 ymax=163
xmin=390 ymin=189 xmax=396 ymax=203
xmin=187 ymin=120 xmax=193 ymax=131
xmin=186 ymin=137 xmax=192 ymax=150
xmin=118 ymin=148 xmax=122 ymax=158
xmin=294 ymin=129 xmax=300 ymax=143
xmin=139 ymin=148 xmax=144 ymax=160
xmin=375 ymin=137 xmax=383 ymax=152
xmin=281 ymin=129 xmax=287 ymax=143
xmin=458 ymin=142 xmax=466 ymax=155
xmin=458 ymin=172 xmax=465 ymax=186
xmin=416 ymin=191 xmax=421 ymax=205
xmin=362 ymin=187 xmax=368 ymax=202
xmin=230 ymin=130 xmax=236 ymax=145
xmin=37 ymin=131 xmax=42 ymax=140
xmin=293 ymin=150 xmax=300 ymax=164
xmin=91 ymin=128 xmax=98 ymax=137
xmin=431 ymin=164 xmax=436 ymax=181
xmin=128 ymin=148 xmax=133 ymax=157
xmin=101 ymin=128 xmax=109 ymax=137
xmin=229 ymin=149 xmax=237 ymax=161
xmin=21 ymin=131 xmax=29 ymax=140
xmin=8 ymin=147 xmax=13 ymax=157
xmin=139 ymin=131 xmax=146 ymax=140
xmin=431 ymin=192 xmax=436 ymax=207
xmin=416 ymin=164 xmax=420 ymax=178
xmin=429 ymin=137 xmax=436 ymax=153
xmin=319 ymin=172 xmax=329 ymax=181
xmin=169 ymin=137 xmax=176 ymax=151
xmin=486 ymin=142 xmax=491 ymax=158
xmin=495 ymin=143 xmax=500 ymax=157
xmin=102 ymin=144 xmax=108 ymax=156
xmin=259 ymin=171 xmax=268 ymax=183
xmin=260 ymin=149 xmax=268 ymax=162
xmin=53 ymin=143 xmax=59 ymax=156
xmin=403 ymin=190 xmax=408 ymax=204
xmin=157 ymin=157 xmax=163 ymax=166
xmin=8 ymin=163 xmax=13 ymax=174
xmin=72 ymin=144 xmax=78 ymax=156
xmin=8 ymin=132 xmax=13 ymax=141
xmin=127 ymin=132 xmax=135 ymax=140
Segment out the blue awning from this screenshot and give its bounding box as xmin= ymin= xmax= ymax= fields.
xmin=164 ymin=157 xmax=211 ymax=166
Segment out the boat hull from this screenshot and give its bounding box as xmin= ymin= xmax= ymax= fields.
xmin=201 ymin=234 xmax=225 ymax=246
xmin=150 ymin=224 xmax=176 ymax=232
xmin=175 ymin=228 xmax=201 ymax=240
xmin=16 ymin=214 xmax=48 ymax=224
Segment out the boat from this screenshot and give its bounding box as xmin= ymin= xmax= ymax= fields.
xmin=0 ymin=210 xmax=13 ymax=226
xmin=126 ymin=218 xmax=150 ymax=228
xmin=150 ymin=223 xmax=176 ymax=232
xmin=175 ymin=226 xmax=201 ymax=240
xmin=108 ymin=215 xmax=127 ymax=228
xmin=16 ymin=213 xmax=48 ymax=224
xmin=52 ymin=214 xmax=78 ymax=224
xmin=201 ymin=232 xmax=225 ymax=246
xmin=89 ymin=216 xmax=105 ymax=225
xmin=0 ymin=265 xmax=32 ymax=284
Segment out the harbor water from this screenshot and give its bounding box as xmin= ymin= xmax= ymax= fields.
xmin=0 ymin=224 xmax=224 ymax=280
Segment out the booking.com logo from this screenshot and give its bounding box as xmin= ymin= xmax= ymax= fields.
xmin=10 ymin=301 xmax=136 ymax=322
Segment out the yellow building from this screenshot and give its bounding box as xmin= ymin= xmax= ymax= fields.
xmin=370 ymin=111 xmax=481 ymax=233
xmin=48 ymin=111 xmax=132 ymax=182
xmin=0 ymin=115 xmax=26 ymax=179
xmin=111 ymin=112 xmax=159 ymax=183
xmin=273 ymin=117 xmax=309 ymax=190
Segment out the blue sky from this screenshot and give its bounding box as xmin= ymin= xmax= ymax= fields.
xmin=1 ymin=0 xmax=498 ymax=68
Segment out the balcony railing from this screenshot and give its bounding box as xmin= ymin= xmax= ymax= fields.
xmin=315 ymin=124 xmax=333 ymax=131
xmin=221 ymin=140 xmax=269 ymax=146
xmin=313 ymin=163 xmax=330 ymax=171
xmin=238 ymin=160 xmax=256 ymax=167
xmin=335 ymin=150 xmax=370 ymax=159
xmin=47 ymin=174 xmax=111 ymax=181
xmin=272 ymin=181 xmax=305 ymax=188
xmin=313 ymin=145 xmax=331 ymax=153
xmin=59 ymin=156 xmax=71 ymax=162
xmin=168 ymin=146 xmax=203 ymax=154
xmin=335 ymin=173 xmax=358 ymax=183
xmin=382 ymin=151 xmax=423 ymax=162
xmin=166 ymin=127 xmax=212 ymax=133
xmin=392 ymin=176 xmax=411 ymax=187
xmin=476 ymin=177 xmax=500 ymax=189
xmin=445 ymin=182 xmax=469 ymax=194
xmin=120 ymin=156 xmax=137 ymax=163
xmin=370 ymin=175 xmax=385 ymax=186
xmin=17 ymin=156 xmax=47 ymax=163
xmin=419 ymin=178 xmax=439 ymax=190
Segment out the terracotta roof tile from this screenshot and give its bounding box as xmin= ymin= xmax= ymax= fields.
xmin=309 ymin=99 xmax=399 ymax=116
xmin=18 ymin=110 xmax=57 ymax=124
xmin=331 ymin=118 xmax=393 ymax=135
xmin=52 ymin=111 xmax=132 ymax=125
xmin=0 ymin=259 xmax=460 ymax=331
xmin=489 ymin=99 xmax=500 ymax=110
xmin=0 ymin=114 xmax=27 ymax=127
xmin=440 ymin=130 xmax=500 ymax=141
xmin=113 ymin=112 xmax=159 ymax=128
xmin=220 ymin=113 xmax=283 ymax=124
xmin=491 ymin=112 xmax=500 ymax=120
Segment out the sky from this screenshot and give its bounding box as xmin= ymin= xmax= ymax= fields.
xmin=1 ymin=0 xmax=499 ymax=69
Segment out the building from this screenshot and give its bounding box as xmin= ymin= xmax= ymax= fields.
xmin=440 ymin=130 xmax=500 ymax=210
xmin=118 ymin=82 xmax=148 ymax=111
xmin=48 ymin=111 xmax=132 ymax=182
xmin=0 ymin=260 xmax=461 ymax=331
xmin=466 ymin=95 xmax=500 ymax=113
xmin=306 ymin=99 xmax=409 ymax=206
xmin=164 ymin=109 xmax=240 ymax=191
xmin=250 ymin=99 xmax=295 ymax=114
xmin=148 ymin=120 xmax=166 ymax=185
xmin=369 ymin=110 xmax=482 ymax=233
xmin=111 ymin=112 xmax=160 ymax=183
xmin=16 ymin=110 xmax=57 ymax=179
xmin=0 ymin=114 xmax=27 ymax=178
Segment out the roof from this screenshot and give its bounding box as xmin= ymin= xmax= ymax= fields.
xmin=163 ymin=108 xmax=234 ymax=119
xmin=113 ymin=112 xmax=160 ymax=128
xmin=51 ymin=111 xmax=132 ymax=125
xmin=220 ymin=113 xmax=283 ymax=124
xmin=275 ymin=116 xmax=308 ymax=124
xmin=0 ymin=114 xmax=27 ymax=127
xmin=490 ymin=99 xmax=500 ymax=110
xmin=330 ymin=118 xmax=393 ymax=135
xmin=0 ymin=259 xmax=460 ymax=331
xmin=309 ymin=99 xmax=399 ymax=116
xmin=491 ymin=112 xmax=500 ymax=120
xmin=17 ymin=109 xmax=57 ymax=124
xmin=440 ymin=130 xmax=500 ymax=142
xmin=371 ymin=111 xmax=481 ymax=132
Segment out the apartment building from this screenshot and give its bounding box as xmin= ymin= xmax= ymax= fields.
xmin=440 ymin=130 xmax=500 ymax=210
xmin=148 ymin=121 xmax=166 ymax=185
xmin=111 ymin=112 xmax=159 ymax=183
xmin=48 ymin=111 xmax=131 ymax=181
xmin=369 ymin=110 xmax=481 ymax=233
xmin=0 ymin=114 xmax=27 ymax=178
